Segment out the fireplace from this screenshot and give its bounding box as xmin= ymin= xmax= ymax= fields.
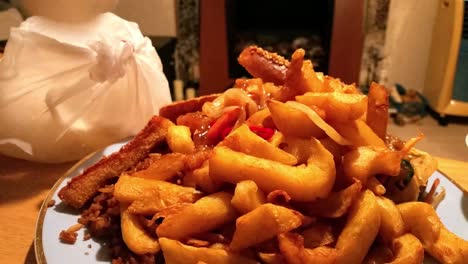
xmin=199 ymin=0 xmax=366 ymax=95
xmin=226 ymin=0 xmax=334 ymax=79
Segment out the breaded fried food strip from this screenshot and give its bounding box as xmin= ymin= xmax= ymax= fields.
xmin=58 ymin=116 xmax=173 ymax=208
xmin=159 ymin=94 xmax=220 ymax=122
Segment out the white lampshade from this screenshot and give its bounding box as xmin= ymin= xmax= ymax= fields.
xmin=113 ymin=0 xmax=177 ymax=37
xmin=10 ymin=0 xmax=119 ymax=22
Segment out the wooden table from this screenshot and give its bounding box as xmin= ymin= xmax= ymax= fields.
xmin=0 ymin=154 xmax=467 ymax=264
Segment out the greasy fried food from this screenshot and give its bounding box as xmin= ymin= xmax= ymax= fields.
xmin=114 ymin=175 xmax=201 ymax=204
xmin=388 ymin=234 xmax=424 ymax=264
xmin=301 ymin=222 xmax=335 ymax=248
xmin=376 ymin=197 xmax=405 ymax=244
xmin=209 ymin=138 xmax=335 ymax=201
xmin=159 ymin=94 xmax=220 ymax=123
xmin=156 ymin=192 xmax=237 ymax=240
xmin=230 ymin=203 xmax=303 ymax=251
xmin=343 ymin=146 xmax=402 ymax=183
xmin=58 ymin=116 xmax=173 ymax=208
xmin=278 ymin=49 xmax=323 ymax=101
xmin=231 ymin=180 xmax=266 ymax=214
xmin=167 ymin=125 xmax=196 ymax=154
xmin=398 ymin=202 xmax=468 ymax=263
xmin=296 ymin=91 xmax=368 ymax=122
xmin=220 ymin=124 xmax=297 ymax=165
xmin=131 ymin=153 xmax=186 ymax=181
xmin=335 ymin=190 xmax=381 ymax=264
xmin=332 ymin=119 xmax=387 ymax=148
xmin=57 ymin=45 xmax=460 ymax=264
xmin=300 ymin=181 xmax=362 ymax=218
xmin=267 ymin=100 xmax=325 ymax=139
xmin=159 ymin=238 xmax=258 ymax=264
xmin=121 ymin=205 xmax=160 ymax=254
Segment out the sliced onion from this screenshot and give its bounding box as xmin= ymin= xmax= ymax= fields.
xmin=224 ymin=88 xmax=258 ymax=117
xmin=202 ymin=95 xmax=225 ymax=118
xmin=232 ymin=106 xmax=246 ymax=131
xmin=286 ymin=101 xmax=352 ymax=145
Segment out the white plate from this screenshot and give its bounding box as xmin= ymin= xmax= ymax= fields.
xmin=35 ymin=141 xmax=468 ymax=264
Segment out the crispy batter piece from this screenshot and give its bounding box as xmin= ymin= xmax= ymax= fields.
xmin=58 ymin=116 xmax=173 ymax=208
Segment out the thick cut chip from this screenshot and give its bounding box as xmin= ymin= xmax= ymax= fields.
xmin=159 ymin=238 xmax=257 ymax=264
xmin=257 ymin=253 xmax=286 ymax=264
xmin=335 ymin=190 xmax=381 ymax=264
xmin=267 ymin=100 xmax=325 ymax=139
xmin=363 ymin=244 xmax=394 ymax=264
xmin=342 ymin=146 xmax=402 ymax=183
xmin=210 ymin=138 xmax=335 ymax=202
xmin=231 ymin=180 xmax=266 ymax=214
xmin=121 ymin=206 xmax=160 ymax=255
xmin=131 ymin=153 xmax=186 ymax=181
xmin=278 ymin=232 xmax=338 ymax=264
xmin=183 ymin=160 xmax=222 ymax=194
xmin=398 ymin=202 xmax=468 ymax=264
xmin=387 ymin=234 xmax=424 ymax=264
xmin=397 ymin=202 xmax=441 ymax=245
xmin=300 ymin=181 xmax=362 ymax=218
xmin=376 ymin=197 xmax=405 ymax=244
xmin=296 ymin=91 xmax=367 ymax=122
xmin=332 ymin=119 xmax=387 ymax=148
xmin=114 ymin=175 xmax=201 ymax=204
xmin=277 ymin=49 xmax=324 ymax=101
xmin=167 ymin=125 xmax=196 ymax=154
xmin=246 ymin=108 xmax=271 ymax=127
xmin=285 ymin=101 xmax=351 ymax=145
xmin=426 ymin=226 xmax=468 ymax=264
xmin=156 ymin=192 xmax=237 ymax=240
xmin=221 ymin=124 xmax=297 ymax=165
xmin=277 ymin=233 xmax=303 ymax=264
xmin=302 ymin=246 xmax=339 ymax=264
xmin=301 ymin=222 xmax=335 ymax=248
xmin=230 ymin=203 xmax=303 ymax=251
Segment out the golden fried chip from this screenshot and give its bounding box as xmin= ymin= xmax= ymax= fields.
xmin=121 ymin=206 xmax=160 ymax=255
xmin=300 ymin=181 xmax=362 ymax=218
xmin=230 ymin=203 xmax=303 ymax=251
xmin=335 ymin=190 xmax=381 ymax=264
xmin=376 ymin=197 xmax=405 ymax=244
xmin=231 ymin=180 xmax=266 ymax=214
xmin=210 ymin=138 xmax=335 ymax=202
xmin=131 ymin=153 xmax=186 ymax=181
xmin=221 ymin=124 xmax=297 ymax=165
xmin=156 ymin=192 xmax=237 ymax=240
xmin=159 ymin=238 xmax=257 ymax=264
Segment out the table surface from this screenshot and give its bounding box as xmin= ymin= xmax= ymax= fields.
xmin=0 ymin=154 xmax=467 ymax=264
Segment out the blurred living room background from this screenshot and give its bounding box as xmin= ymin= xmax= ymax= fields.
xmin=0 ymin=0 xmax=467 ymax=160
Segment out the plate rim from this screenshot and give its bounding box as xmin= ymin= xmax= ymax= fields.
xmin=34 ymin=150 xmax=100 ymax=264
xmin=33 ymin=144 xmax=462 ymax=264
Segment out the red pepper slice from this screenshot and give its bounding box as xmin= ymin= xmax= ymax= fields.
xmin=424 ymin=178 xmax=440 ymax=204
xmin=206 ymin=108 xmax=241 ymax=142
xmin=221 ymin=126 xmax=233 ymax=139
xmin=249 ymin=125 xmax=275 ymax=140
